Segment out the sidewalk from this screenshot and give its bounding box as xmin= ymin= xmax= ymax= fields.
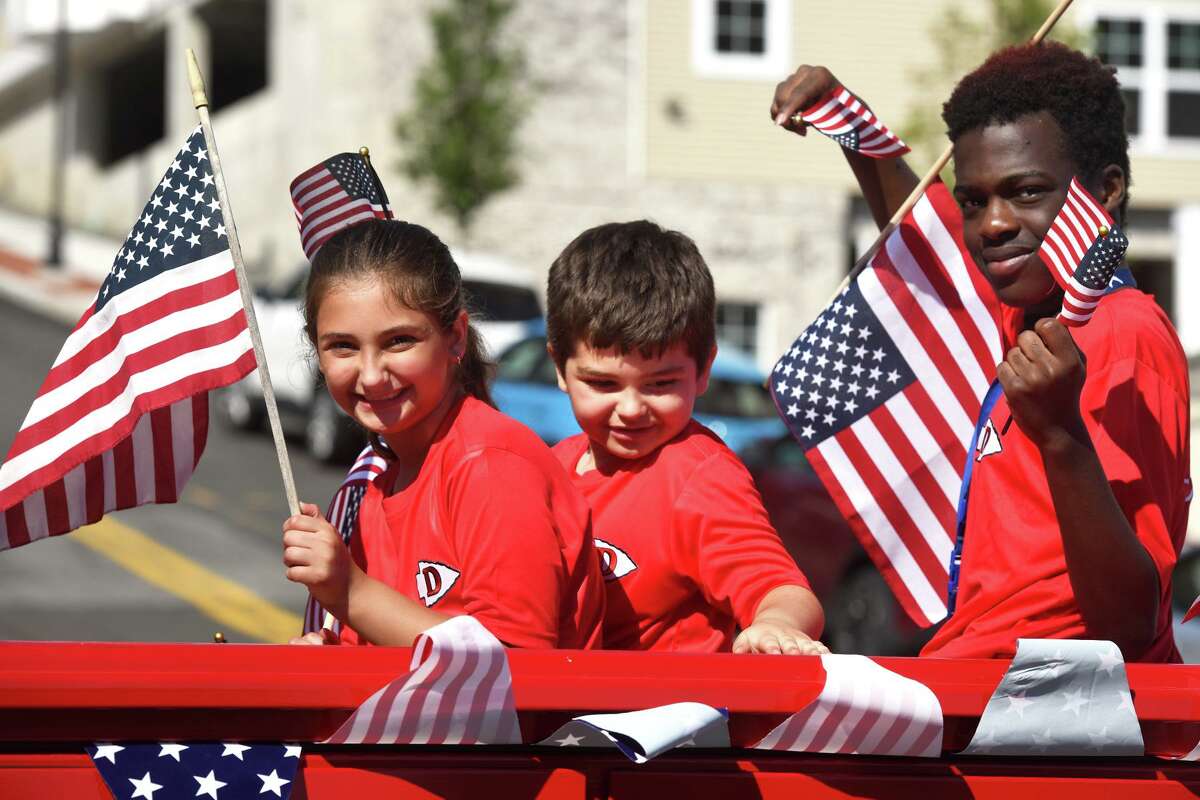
xmin=0 ymin=205 xmax=117 ymax=326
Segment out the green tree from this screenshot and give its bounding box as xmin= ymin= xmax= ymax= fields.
xmin=901 ymin=0 xmax=1088 ymax=174
xmin=396 ymin=0 xmax=529 ymax=235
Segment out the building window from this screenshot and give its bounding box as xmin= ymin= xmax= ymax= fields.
xmin=197 ymin=0 xmax=269 ymax=112
xmin=1094 ymin=10 xmax=1200 ymax=152
xmin=1121 ymin=88 xmax=1142 ymax=136
xmin=716 ymin=301 xmax=759 ymax=358
xmin=691 ymin=0 xmax=791 ymax=80
xmin=98 ymin=34 xmax=166 ymax=166
xmin=1097 ymin=18 xmax=1144 ymax=66
xmin=1168 ymin=21 xmax=1200 ymax=69
xmin=714 ymin=1 xmax=766 ymax=55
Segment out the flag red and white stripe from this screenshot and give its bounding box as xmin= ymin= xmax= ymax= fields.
xmin=290 ymin=153 xmax=392 ymax=260
xmin=0 ymin=128 xmax=255 ymax=551
xmin=771 ymin=182 xmax=1002 ymax=626
xmin=323 ymin=615 xmax=521 ymax=746
xmin=800 ymin=85 xmax=910 ymax=158
xmin=754 ymin=653 xmax=943 ymax=757
xmin=1038 ymin=177 xmax=1128 ymax=327
xmin=302 ymin=443 xmax=388 ymax=634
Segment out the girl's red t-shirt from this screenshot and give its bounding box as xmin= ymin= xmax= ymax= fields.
xmin=338 ymin=395 xmax=605 ymax=649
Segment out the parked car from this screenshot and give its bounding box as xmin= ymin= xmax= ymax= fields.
xmin=740 ymin=433 xmax=932 ymax=656
xmin=218 ymin=252 xmax=542 ymax=464
xmin=490 ymin=327 xmax=787 ymax=453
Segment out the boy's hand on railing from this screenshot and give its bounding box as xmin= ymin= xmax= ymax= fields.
xmin=733 ymin=621 xmax=830 ymax=656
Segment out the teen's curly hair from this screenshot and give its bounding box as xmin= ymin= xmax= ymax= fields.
xmin=943 ymin=41 xmax=1132 ymax=218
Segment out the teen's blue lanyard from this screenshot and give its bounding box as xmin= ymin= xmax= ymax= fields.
xmin=944 ymin=267 xmax=1136 ymax=615
xmin=945 ymin=381 xmax=1003 ymax=615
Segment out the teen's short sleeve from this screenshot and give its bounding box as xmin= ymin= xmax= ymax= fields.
xmin=1087 ymin=356 xmax=1190 ymax=595
xmin=443 ymin=448 xmax=569 ymax=648
xmin=672 ymin=453 xmax=810 ymax=628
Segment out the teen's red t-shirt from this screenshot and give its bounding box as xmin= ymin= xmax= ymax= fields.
xmin=338 ymin=396 xmax=605 ymax=649
xmin=553 ymin=420 xmax=810 ymax=652
xmin=922 ymin=290 xmax=1191 ymax=662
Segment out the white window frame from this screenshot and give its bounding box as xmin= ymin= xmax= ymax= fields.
xmin=1082 ymin=2 xmax=1200 ymax=158
xmin=691 ymin=0 xmax=792 ymax=81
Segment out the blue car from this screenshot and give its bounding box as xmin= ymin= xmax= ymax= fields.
xmin=491 ymin=326 xmax=786 ymax=454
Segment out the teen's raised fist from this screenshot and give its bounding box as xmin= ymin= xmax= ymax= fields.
xmin=771 ymin=65 xmax=842 ymax=133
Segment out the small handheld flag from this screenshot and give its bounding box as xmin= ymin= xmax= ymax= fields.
xmin=302 ymin=443 xmax=389 ymax=635
xmin=796 ymin=85 xmax=910 ymax=158
xmin=290 ymin=152 xmax=393 ymax=260
xmin=0 ymin=127 xmax=255 ymax=550
xmin=1038 ymin=177 xmax=1129 ymax=327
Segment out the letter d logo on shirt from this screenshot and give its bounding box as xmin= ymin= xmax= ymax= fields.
xmin=594 ymin=538 xmax=637 ymax=582
xmin=416 ymin=561 xmax=461 ymax=607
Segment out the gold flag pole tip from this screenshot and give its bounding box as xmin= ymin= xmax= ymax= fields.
xmin=185 ymin=48 xmax=209 ymax=110
xmin=213 ymin=632 xmax=226 ymax=643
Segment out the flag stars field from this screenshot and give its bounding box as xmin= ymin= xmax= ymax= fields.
xmin=772 ymin=282 xmax=914 ymax=445
xmin=87 ymin=743 xmax=302 ymax=800
xmin=100 ymin=128 xmax=229 ymax=312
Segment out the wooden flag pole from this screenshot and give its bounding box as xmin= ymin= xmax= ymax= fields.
xmin=824 ymin=0 xmax=1076 ymax=304
xmin=186 ymin=49 xmax=301 ymax=519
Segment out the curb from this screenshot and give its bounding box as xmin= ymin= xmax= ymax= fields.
xmin=0 ymin=246 xmax=98 ymax=327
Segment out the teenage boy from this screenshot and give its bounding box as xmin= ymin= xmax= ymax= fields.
xmin=546 ymin=220 xmax=828 ymax=654
xmin=770 ymin=43 xmax=1190 ymax=661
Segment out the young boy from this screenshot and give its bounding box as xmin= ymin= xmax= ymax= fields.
xmin=546 ymin=220 xmax=828 ymax=654
xmin=771 ymin=43 xmax=1190 ymax=661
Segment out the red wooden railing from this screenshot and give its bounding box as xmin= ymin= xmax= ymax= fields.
xmin=2 ymin=642 xmax=1199 ymax=798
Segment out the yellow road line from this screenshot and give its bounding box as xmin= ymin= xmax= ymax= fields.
xmin=73 ymin=517 xmax=302 ymax=643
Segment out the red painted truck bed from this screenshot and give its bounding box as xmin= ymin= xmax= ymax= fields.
xmin=2 ymin=642 xmax=1199 ymax=798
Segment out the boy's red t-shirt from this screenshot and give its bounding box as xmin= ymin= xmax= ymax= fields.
xmin=553 ymin=420 xmax=811 ymax=652
xmin=338 ymin=395 xmax=605 ymax=649
xmin=922 ymin=290 xmax=1191 ymax=662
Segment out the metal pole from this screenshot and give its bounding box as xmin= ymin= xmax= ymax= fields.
xmin=46 ymin=0 xmax=69 ymax=268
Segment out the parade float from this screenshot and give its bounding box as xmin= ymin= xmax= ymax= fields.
xmin=2 ymin=634 xmax=1200 ymax=798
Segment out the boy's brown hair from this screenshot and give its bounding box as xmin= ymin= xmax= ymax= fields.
xmin=546 ymin=220 xmax=716 ymax=371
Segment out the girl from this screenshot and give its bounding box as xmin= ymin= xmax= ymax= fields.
xmin=282 ymin=220 xmax=605 ymax=648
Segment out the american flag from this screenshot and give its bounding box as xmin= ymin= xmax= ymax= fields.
xmin=754 ymin=654 xmax=942 ymax=756
xmin=0 ymin=126 xmax=255 ymax=551
xmin=769 ymin=181 xmax=1002 ymax=626
xmin=961 ymin=638 xmax=1142 ymax=757
xmin=1039 ymin=177 xmax=1129 ymax=327
xmin=799 ymin=85 xmax=911 ymax=158
xmin=88 ymin=742 xmax=301 ymax=800
xmin=324 ymin=615 xmax=521 ymax=746
xmin=289 ymin=152 xmax=393 ymax=259
xmin=301 ymin=443 xmax=389 ymax=634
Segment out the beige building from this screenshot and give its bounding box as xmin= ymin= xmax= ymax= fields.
xmin=1 ymin=0 xmax=1199 ymax=368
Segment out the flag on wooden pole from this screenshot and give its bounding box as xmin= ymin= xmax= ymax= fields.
xmin=0 ymin=126 xmax=255 ymax=550
xmin=768 ymin=181 xmax=1002 ymax=626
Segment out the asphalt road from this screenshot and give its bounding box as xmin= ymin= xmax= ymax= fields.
xmin=0 ymin=296 xmax=353 ymax=643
